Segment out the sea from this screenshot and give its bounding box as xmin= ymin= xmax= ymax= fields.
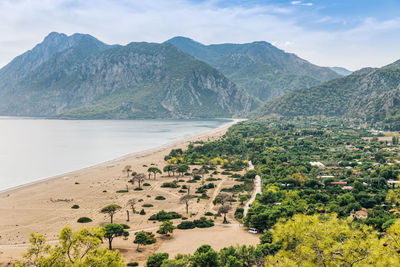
xmin=0 ymin=117 xmax=230 ymax=191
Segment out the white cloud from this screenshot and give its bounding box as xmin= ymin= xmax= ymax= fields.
xmin=291 ymin=1 xmax=313 ymax=6
xmin=0 ymin=0 xmax=399 ymax=70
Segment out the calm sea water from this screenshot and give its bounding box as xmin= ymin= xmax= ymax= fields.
xmin=0 ymin=118 xmax=230 ymax=191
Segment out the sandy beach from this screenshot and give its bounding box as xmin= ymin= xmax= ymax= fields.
xmin=0 ymin=118 xmax=259 ymax=266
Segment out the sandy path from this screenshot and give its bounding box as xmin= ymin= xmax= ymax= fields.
xmin=244 ymin=161 xmax=262 ymax=216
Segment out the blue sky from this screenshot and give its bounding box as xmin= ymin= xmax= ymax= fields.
xmin=0 ymin=0 xmax=400 ymax=70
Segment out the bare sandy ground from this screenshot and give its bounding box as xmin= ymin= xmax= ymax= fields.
xmin=0 ymin=118 xmax=260 ymax=266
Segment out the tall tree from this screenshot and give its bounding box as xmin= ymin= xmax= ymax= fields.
xmin=103 ymin=224 xmax=129 ymax=250
xmin=148 ymin=167 xmax=162 ymax=180
xmin=100 ymin=204 xmax=122 ymax=223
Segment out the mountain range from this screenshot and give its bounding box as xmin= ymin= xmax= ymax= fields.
xmin=256 ymin=61 xmax=400 ymax=129
xmin=167 ymin=37 xmax=341 ymax=101
xmin=0 ymin=33 xmax=255 ymax=119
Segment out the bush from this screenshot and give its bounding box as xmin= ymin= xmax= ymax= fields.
xmin=116 ymin=190 xmax=128 ymax=193
xmin=143 ymin=183 xmax=151 ymax=186
xmin=194 ymin=217 xmax=214 ymax=228
xmin=187 ymin=180 xmax=197 ymax=183
xmin=77 ymin=217 xmax=92 ymax=223
xmin=142 ymin=204 xmax=154 ymax=207
xmin=206 ymin=177 xmax=219 ymax=181
xmin=177 ymin=221 xmax=196 ymax=229
xmin=221 ymin=171 xmax=232 ymax=175
xmin=235 ymin=207 xmax=244 ymax=219
xmin=134 ymin=187 xmax=143 ymax=191
xmin=155 ymin=196 xmax=166 ymax=200
xmin=161 ymin=181 xmax=179 ymax=188
xmin=140 ymin=209 xmax=146 ymax=215
xmin=182 ymin=185 xmax=188 ymax=189
xmin=149 ymin=210 xmax=182 ymax=221
xmin=127 ymin=262 xmax=139 ymax=266
xmin=71 ymin=204 xmax=80 ymax=209
xmin=178 ymin=190 xmax=186 ymax=193
xmin=205 ymin=212 xmax=214 ymax=216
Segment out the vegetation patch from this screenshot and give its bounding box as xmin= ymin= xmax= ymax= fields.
xmin=148 ymin=210 xmax=182 ymax=221
xmin=77 ymin=217 xmax=92 ymax=223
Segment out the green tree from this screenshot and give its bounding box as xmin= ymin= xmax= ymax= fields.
xmin=134 ymin=231 xmax=151 ymax=252
xmin=157 ymin=220 xmax=176 ymax=237
xmin=190 ymin=245 xmax=218 ymax=267
xmin=16 ymin=226 xmax=125 ymax=266
xmin=100 ymin=204 xmax=122 ymax=223
xmin=104 ymin=223 xmax=129 ymax=250
xmin=148 ymin=167 xmax=162 ymax=180
xmin=176 ymin=164 xmax=189 ymax=177
xmin=146 ymin=253 xmax=169 ymax=267
xmin=163 ymin=165 xmax=174 ymax=177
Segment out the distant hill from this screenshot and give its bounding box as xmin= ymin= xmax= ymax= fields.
xmin=330 ymin=66 xmax=353 ymax=76
xmin=167 ymin=37 xmax=341 ymax=101
xmin=256 ymin=61 xmax=400 ymax=129
xmin=0 ymin=33 xmax=256 ymax=119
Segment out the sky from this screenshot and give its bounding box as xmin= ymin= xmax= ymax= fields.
xmin=0 ymin=0 xmax=400 ymax=70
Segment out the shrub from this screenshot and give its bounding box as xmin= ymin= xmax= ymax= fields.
xmin=77 ymin=217 xmax=92 ymax=223
xmin=134 ymin=187 xmax=143 ymax=191
xmin=221 ymin=171 xmax=232 ymax=175
xmin=71 ymin=204 xmax=80 ymax=209
xmin=178 ymin=190 xmax=186 ymax=193
xmin=205 ymin=212 xmax=214 ymax=216
xmin=177 ymin=221 xmax=196 ymax=229
xmin=149 ymin=210 xmax=181 ymax=221
xmin=155 ymin=196 xmax=166 ymax=200
xmin=116 ymin=190 xmax=128 ymax=193
xmin=127 ymin=262 xmax=139 ymax=266
xmin=194 ymin=217 xmax=214 ymax=228
xmin=140 ymin=209 xmax=146 ymax=215
xmin=187 ymin=180 xmax=197 ymax=183
xmin=142 ymin=204 xmax=154 ymax=208
xmin=235 ymin=207 xmax=244 ymax=219
xmin=182 ymin=185 xmax=188 ymax=189
xmin=206 ymin=177 xmax=218 ymax=181
xmin=143 ymin=183 xmax=151 ymax=186
xmin=178 ymin=179 xmax=185 ymax=182
xmin=161 ymin=181 xmax=179 ymax=188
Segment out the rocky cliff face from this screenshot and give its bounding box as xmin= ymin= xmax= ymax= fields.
xmin=0 ymin=33 xmax=256 ymax=119
xmin=167 ymin=37 xmax=341 ymax=101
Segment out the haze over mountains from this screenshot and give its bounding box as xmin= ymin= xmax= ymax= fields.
xmin=167 ymin=37 xmax=341 ymax=101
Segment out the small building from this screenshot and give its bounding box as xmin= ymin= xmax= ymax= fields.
xmin=350 ymin=208 xmax=368 ymax=219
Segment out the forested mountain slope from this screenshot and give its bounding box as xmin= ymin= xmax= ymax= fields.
xmin=256 ymin=61 xmax=400 ymax=129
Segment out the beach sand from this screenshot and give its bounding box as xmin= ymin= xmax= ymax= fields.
xmin=0 ymin=118 xmax=259 ymax=266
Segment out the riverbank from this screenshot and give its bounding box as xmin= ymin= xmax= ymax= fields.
xmin=0 ymin=118 xmax=256 ymax=264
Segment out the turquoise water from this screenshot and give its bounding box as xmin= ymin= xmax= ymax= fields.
xmin=0 ymin=118 xmax=230 ymax=191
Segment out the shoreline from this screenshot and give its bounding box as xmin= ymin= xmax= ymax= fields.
xmin=0 ymin=118 xmax=243 ymax=196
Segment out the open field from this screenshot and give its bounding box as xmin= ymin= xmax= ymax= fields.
xmin=0 ymin=119 xmax=260 ymax=266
